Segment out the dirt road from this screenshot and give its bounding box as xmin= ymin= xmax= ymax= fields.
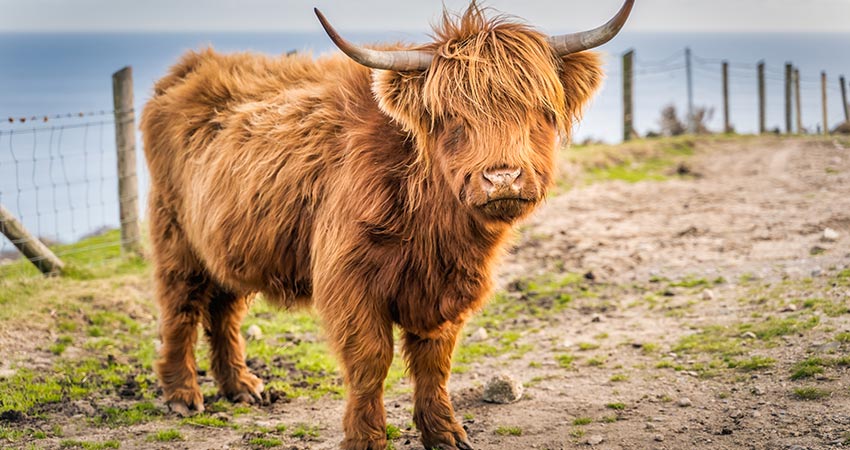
xmin=1 ymin=136 xmax=849 ymax=450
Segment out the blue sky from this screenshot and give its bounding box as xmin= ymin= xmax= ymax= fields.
xmin=3 ymin=0 xmax=850 ymax=33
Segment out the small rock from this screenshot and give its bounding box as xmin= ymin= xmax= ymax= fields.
xmin=813 ymin=341 xmax=841 ymax=353
xmin=811 ymin=267 xmax=823 ymax=277
xmin=701 ymin=289 xmax=716 ymax=301
xmin=751 ymin=386 xmax=765 ymax=396
xmin=585 ymin=435 xmax=604 ymax=446
xmin=781 ymin=304 xmax=797 ymax=313
xmin=823 ymin=228 xmax=840 ymax=242
xmin=654 ymin=434 xmax=665 ymax=442
xmin=246 ymin=325 xmax=263 ymax=341
xmin=469 ymin=327 xmax=489 ymax=342
xmin=591 ymin=314 xmax=603 ymax=323
xmin=741 ymin=332 xmax=757 ymax=340
xmin=482 ymin=373 xmax=524 ymax=404
xmin=0 ymin=368 xmax=16 ymax=379
xmin=677 ymin=398 xmax=693 ymax=408
xmin=70 ymin=400 xmax=96 ymax=416
xmin=752 ymin=410 xmax=762 ymax=418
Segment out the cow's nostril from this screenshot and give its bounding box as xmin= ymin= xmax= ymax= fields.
xmin=482 ymin=168 xmax=522 ymax=188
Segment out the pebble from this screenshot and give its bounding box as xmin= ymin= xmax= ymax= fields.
xmin=469 ymin=327 xmax=489 ymax=342
xmin=781 ymin=304 xmax=798 ymax=313
xmin=677 ymin=398 xmax=693 ymax=408
xmin=71 ymin=400 xmax=96 ymax=416
xmin=741 ymin=331 xmax=757 ymax=340
xmin=591 ymin=314 xmax=603 ymax=323
xmin=751 ymin=386 xmax=765 ymax=396
xmin=482 ymin=373 xmax=524 ymax=404
xmin=246 ymin=324 xmax=263 ymax=341
xmin=585 ymin=435 xmax=604 ymax=446
xmin=701 ymin=289 xmax=716 ymax=301
xmin=811 ymin=267 xmax=823 ymax=277
xmin=0 ymin=368 xmax=16 ymax=379
xmin=823 ymin=228 xmax=840 ymax=242
xmin=654 ymin=434 xmax=665 ymax=442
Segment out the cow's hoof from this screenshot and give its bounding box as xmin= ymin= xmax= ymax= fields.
xmin=423 ymin=429 xmax=473 ymax=450
xmin=166 ymin=388 xmax=204 ymax=417
xmin=222 ymin=372 xmax=264 ymax=404
xmin=340 ymin=437 xmax=388 ymax=450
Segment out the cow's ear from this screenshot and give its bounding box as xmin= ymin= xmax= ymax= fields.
xmin=558 ymin=51 xmax=604 ymax=119
xmin=372 ymin=70 xmax=431 ymax=138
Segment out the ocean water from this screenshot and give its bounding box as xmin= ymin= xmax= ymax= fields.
xmin=0 ymin=31 xmax=848 ymax=244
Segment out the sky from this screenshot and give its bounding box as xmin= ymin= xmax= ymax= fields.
xmin=2 ymin=0 xmax=850 ymax=34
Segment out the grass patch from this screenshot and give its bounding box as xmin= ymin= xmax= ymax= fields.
xmin=290 ymin=424 xmax=320 ymax=439
xmin=146 ymin=429 xmax=182 ymax=442
xmin=729 ymin=356 xmax=776 ymax=371
xmin=495 ymin=426 xmax=523 ymax=436
xmin=572 ymin=417 xmax=593 ymax=426
xmin=181 ymin=415 xmax=232 ymax=428
xmin=792 ymin=387 xmax=830 ymax=400
xmin=556 ymin=354 xmax=575 ymax=369
xmin=609 ymin=374 xmax=628 ymax=382
xmin=248 ymin=437 xmax=283 ymax=448
xmin=386 ymin=424 xmax=402 ymax=440
xmin=94 ymin=402 xmax=161 ymax=427
xmin=605 ymin=402 xmax=626 ymax=410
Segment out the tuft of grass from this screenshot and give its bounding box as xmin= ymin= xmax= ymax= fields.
xmin=729 ymin=356 xmax=776 ymax=372
xmin=609 ymin=374 xmax=628 ymax=382
xmin=556 ymin=354 xmax=575 ymax=369
xmin=836 ymin=332 xmax=850 ymax=343
xmin=146 ymin=429 xmax=182 ymax=442
xmin=605 ymin=402 xmax=626 ymax=410
xmin=181 ymin=415 xmax=232 ymax=428
xmin=669 ymin=277 xmax=710 ymax=288
xmin=791 ymin=358 xmax=828 ymax=380
xmin=572 ymin=417 xmax=593 ymax=426
xmin=386 ymin=424 xmax=402 ymax=440
xmin=94 ymin=402 xmax=161 ymax=427
xmin=290 ymin=424 xmax=320 ymax=439
xmin=248 ymin=437 xmax=283 ymax=448
xmin=495 ymin=426 xmax=523 ymax=436
xmin=792 ymin=387 xmax=830 ymax=400
xmin=577 ymin=342 xmax=600 ymax=351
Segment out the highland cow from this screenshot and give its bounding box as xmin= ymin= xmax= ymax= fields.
xmin=140 ymin=2 xmax=632 ymax=449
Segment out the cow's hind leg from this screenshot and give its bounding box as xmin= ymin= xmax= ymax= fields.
xmin=204 ymin=290 xmax=264 ymax=403
xmin=154 ymin=269 xmax=210 ymax=416
xmin=403 ymin=324 xmax=472 ymax=450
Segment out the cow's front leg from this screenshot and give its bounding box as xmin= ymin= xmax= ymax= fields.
xmin=403 ymin=323 xmax=472 ymax=450
xmin=322 ymin=304 xmax=394 ymax=450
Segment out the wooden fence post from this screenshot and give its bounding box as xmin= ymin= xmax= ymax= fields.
xmin=112 ymin=67 xmax=142 ymax=255
xmin=0 ymin=204 xmax=64 ymax=276
xmin=722 ymin=61 xmax=731 ymax=133
xmin=785 ymin=63 xmax=793 ymax=134
xmin=841 ymin=75 xmax=849 ymax=122
xmin=794 ymin=68 xmax=802 ymax=134
xmin=622 ymin=50 xmax=634 ymax=142
xmin=758 ymin=62 xmax=766 ymax=134
xmin=821 ymin=71 xmax=829 ymax=135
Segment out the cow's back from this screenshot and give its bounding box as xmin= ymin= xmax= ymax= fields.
xmin=141 ymin=49 xmax=358 ymax=304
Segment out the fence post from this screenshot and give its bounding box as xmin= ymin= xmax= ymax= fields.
xmin=758 ymin=62 xmax=766 ymax=134
xmin=794 ymin=68 xmax=802 ymax=134
xmin=722 ymin=61 xmax=731 ymax=133
xmin=0 ymin=204 xmax=64 ymax=276
xmin=785 ymin=63 xmax=793 ymax=134
xmin=112 ymin=66 xmax=142 ymax=255
xmin=821 ymin=71 xmax=829 ymax=135
xmin=622 ymin=50 xmax=634 ymax=142
xmin=685 ymin=47 xmax=695 ymax=133
xmin=841 ymin=75 xmax=849 ymax=122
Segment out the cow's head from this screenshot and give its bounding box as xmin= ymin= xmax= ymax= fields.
xmin=317 ymin=1 xmax=632 ymax=223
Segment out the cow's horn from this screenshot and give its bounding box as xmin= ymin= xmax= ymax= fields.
xmin=548 ymin=0 xmax=634 ymax=56
xmin=314 ymin=8 xmax=433 ymax=72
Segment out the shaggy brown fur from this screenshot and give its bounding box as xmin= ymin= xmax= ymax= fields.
xmin=141 ymin=4 xmax=602 ymax=449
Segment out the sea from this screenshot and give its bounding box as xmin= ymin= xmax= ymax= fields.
xmin=0 ymin=31 xmax=848 ymax=246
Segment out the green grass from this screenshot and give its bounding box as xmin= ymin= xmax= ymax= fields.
xmin=609 ymin=374 xmax=629 ymax=382
xmin=605 ymin=402 xmax=626 ymax=410
xmin=386 ymin=424 xmax=402 ymax=440
xmin=181 ymin=415 xmax=232 ymax=428
xmin=290 ymin=424 xmax=320 ymax=439
xmin=146 ymin=429 xmax=182 ymax=442
xmin=729 ymin=356 xmax=776 ymax=372
xmin=495 ymin=426 xmax=523 ymax=436
xmin=248 ymin=437 xmax=283 ymax=448
xmin=792 ymin=387 xmax=830 ymax=400
xmin=572 ymin=417 xmax=593 ymax=426
xmin=556 ymin=354 xmax=575 ymax=369
xmin=94 ymin=402 xmax=161 ymax=427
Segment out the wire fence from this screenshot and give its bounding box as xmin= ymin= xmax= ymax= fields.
xmin=614 ymin=48 xmax=849 ymax=139
xmin=0 ymin=108 xmax=142 ymax=278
